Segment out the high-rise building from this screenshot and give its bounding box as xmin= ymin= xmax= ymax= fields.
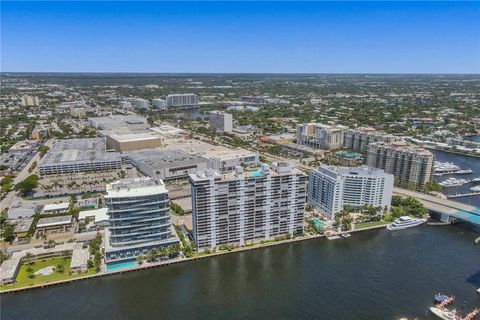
xmin=21 ymin=95 xmax=40 ymax=107
xmin=308 ymin=166 xmax=394 ymax=220
xmin=118 ymin=100 xmax=132 ymax=109
xmin=296 ymin=123 xmax=347 ymax=150
xmin=166 ymin=94 xmax=198 ymax=108
xmin=189 ymin=162 xmax=307 ymax=249
xmin=209 ymin=111 xmax=233 ymax=133
xmin=343 ymin=128 xmax=401 ymax=151
xmin=104 ymin=177 xmax=179 ymax=264
xmin=366 ymin=141 xmax=434 ymax=187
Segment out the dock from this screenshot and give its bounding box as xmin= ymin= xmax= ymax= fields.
xmin=446 ymin=191 xmax=480 ymax=199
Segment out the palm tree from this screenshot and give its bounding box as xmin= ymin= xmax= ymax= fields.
xmin=24 ymin=252 xmax=34 ymax=265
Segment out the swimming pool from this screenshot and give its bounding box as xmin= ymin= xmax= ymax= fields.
xmin=250 ymin=171 xmax=263 ymax=177
xmin=106 ymin=261 xmax=138 ymax=271
xmin=311 ymin=218 xmax=326 ymax=230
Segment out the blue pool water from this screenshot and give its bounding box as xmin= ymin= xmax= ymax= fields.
xmin=311 ymin=218 xmax=325 ymax=229
xmin=250 ymin=171 xmax=263 ymax=177
xmin=106 ymin=261 xmax=138 ymax=271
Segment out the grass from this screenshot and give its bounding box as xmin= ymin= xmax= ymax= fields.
xmin=355 ymin=220 xmax=389 ymax=230
xmin=0 ymin=256 xmax=97 ymax=291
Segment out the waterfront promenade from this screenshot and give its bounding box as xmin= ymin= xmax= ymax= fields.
xmin=0 ymin=224 xmax=387 ymax=294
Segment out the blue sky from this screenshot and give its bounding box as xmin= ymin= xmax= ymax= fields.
xmin=1 ymin=1 xmax=479 ymax=73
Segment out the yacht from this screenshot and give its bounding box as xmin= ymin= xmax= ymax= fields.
xmin=387 ymin=216 xmax=427 ymax=231
xmin=471 ymin=186 xmax=480 ymax=192
xmin=439 ymin=177 xmax=469 ymax=187
xmin=430 ymin=307 xmax=457 ymax=320
xmin=472 ymin=177 xmax=480 ymax=183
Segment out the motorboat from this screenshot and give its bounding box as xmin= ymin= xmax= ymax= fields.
xmin=387 ymin=216 xmax=426 ymax=231
xmin=439 ymin=177 xmax=469 ymax=187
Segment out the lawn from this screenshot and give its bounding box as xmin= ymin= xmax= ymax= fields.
xmin=355 ymin=220 xmax=389 ymax=230
xmin=1 ymin=256 xmax=97 ymax=291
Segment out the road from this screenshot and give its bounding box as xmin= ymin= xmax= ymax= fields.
xmin=0 ymin=139 xmax=56 ymax=210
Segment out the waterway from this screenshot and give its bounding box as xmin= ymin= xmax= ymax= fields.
xmin=2 ymin=226 xmax=479 ymax=320
xmin=431 ymin=149 xmax=480 ymax=207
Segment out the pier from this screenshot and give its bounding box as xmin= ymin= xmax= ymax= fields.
xmin=447 ymin=191 xmax=480 ymax=199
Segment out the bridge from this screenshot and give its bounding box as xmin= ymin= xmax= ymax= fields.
xmin=393 ymin=187 xmax=480 ymax=226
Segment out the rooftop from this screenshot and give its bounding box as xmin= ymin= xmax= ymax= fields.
xmin=190 ymin=162 xmax=303 ymax=182
xmin=106 ymin=177 xmax=168 ymax=198
xmin=7 ymin=202 xmax=38 ymax=220
xmin=127 ymin=149 xmax=207 ymax=167
xmin=13 ymin=218 xmax=34 ymax=234
xmin=37 ymin=216 xmax=72 ymax=228
xmin=162 ymin=137 xmax=257 ymax=161
xmin=107 ymin=132 xmax=161 ymax=142
xmin=317 ymin=165 xmax=391 ymax=178
xmin=40 ymin=138 xmax=121 ymax=165
xmin=78 ymin=208 xmax=109 ymax=223
xmin=42 ymin=202 xmax=70 ymax=212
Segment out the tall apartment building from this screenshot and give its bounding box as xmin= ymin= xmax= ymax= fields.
xmin=189 ymin=162 xmax=308 ymax=249
xmin=343 ymin=128 xmax=401 ymax=151
xmin=296 ymin=123 xmax=347 ymax=150
xmin=166 ymin=94 xmax=198 ymax=108
xmin=21 ymin=95 xmax=40 ymax=107
xmin=308 ymin=166 xmax=394 ymax=220
xmin=366 ymin=141 xmax=434 ymax=187
xmin=104 ymin=177 xmax=179 ymax=264
xmin=209 ymin=111 xmax=233 ymax=133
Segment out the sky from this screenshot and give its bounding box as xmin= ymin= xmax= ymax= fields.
xmin=1 ymin=1 xmax=479 ymax=73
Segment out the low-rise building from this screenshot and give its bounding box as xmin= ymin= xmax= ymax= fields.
xmin=42 ymin=202 xmax=70 ymax=215
xmin=105 ymin=132 xmax=162 ymax=152
xmin=296 ymin=123 xmax=347 ymax=150
xmin=127 ymin=149 xmax=209 ymax=181
xmin=7 ymin=202 xmax=39 ymax=220
xmin=13 ymin=218 xmax=34 ymax=239
xmin=36 ymin=216 xmax=73 ymax=236
xmin=39 ymin=138 xmax=122 ymax=175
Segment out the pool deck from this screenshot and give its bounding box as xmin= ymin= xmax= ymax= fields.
xmin=0 ymin=224 xmax=388 ymax=294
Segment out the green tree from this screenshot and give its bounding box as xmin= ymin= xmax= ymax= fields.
xmin=14 ymin=174 xmax=39 ymax=195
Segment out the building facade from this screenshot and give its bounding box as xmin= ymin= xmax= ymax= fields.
xmin=152 ymin=99 xmax=167 ymax=110
xmin=343 ymin=128 xmax=401 ymax=151
xmin=366 ymin=141 xmax=434 ymax=187
xmin=39 ymin=138 xmax=122 ymax=175
xmin=166 ymin=94 xmax=198 ymax=108
xmin=308 ymin=166 xmax=394 ymax=220
xmin=209 ymin=111 xmax=233 ymax=133
xmin=296 ymin=123 xmax=347 ymax=150
xmin=189 ymin=162 xmax=307 ymax=249
xmin=104 ymin=177 xmax=179 ymax=264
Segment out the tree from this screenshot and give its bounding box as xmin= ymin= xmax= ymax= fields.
xmin=24 ymin=252 xmax=34 ymax=265
xmin=1 ymin=224 xmax=15 ymax=242
xmin=56 ymin=264 xmax=65 ymax=273
xmin=14 ymin=174 xmax=39 ymax=195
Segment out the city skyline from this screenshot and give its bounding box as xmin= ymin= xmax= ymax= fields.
xmin=2 ymin=1 xmax=479 ymax=74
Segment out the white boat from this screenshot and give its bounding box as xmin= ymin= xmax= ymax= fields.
xmin=471 ymin=186 xmax=480 ymax=192
xmin=387 ymin=216 xmax=426 ymax=231
xmin=455 ymin=169 xmax=473 ymax=174
xmin=430 ymin=307 xmax=457 ymax=320
xmin=472 ymin=177 xmax=480 ymax=183
xmin=439 ymin=177 xmax=469 ymax=187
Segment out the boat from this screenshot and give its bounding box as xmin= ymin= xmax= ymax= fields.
xmin=430 ymin=307 xmax=457 ymax=320
xmin=477 ymin=288 xmax=480 ymax=295
xmin=455 ymin=169 xmax=473 ymax=175
xmin=439 ymin=178 xmax=470 ymax=187
xmin=472 ymin=177 xmax=480 ymax=183
xmin=471 ymin=186 xmax=480 ymax=192
xmin=434 ymin=293 xmax=449 ymax=304
xmin=387 ymin=216 xmax=427 ymax=231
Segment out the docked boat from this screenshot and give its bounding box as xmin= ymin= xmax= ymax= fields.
xmin=439 ymin=177 xmax=469 ymax=187
xmin=471 ymin=186 xmax=480 ymax=192
xmin=434 ymin=161 xmax=460 ymax=173
xmin=430 ymin=307 xmax=457 ymax=320
xmin=455 ymin=169 xmax=473 ymax=175
xmin=387 ymin=216 xmax=427 ymax=231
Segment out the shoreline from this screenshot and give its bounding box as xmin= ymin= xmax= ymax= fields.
xmin=423 ymin=146 xmax=480 ymax=159
xmin=0 ymin=224 xmax=386 ymax=295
